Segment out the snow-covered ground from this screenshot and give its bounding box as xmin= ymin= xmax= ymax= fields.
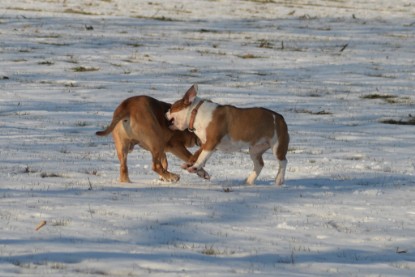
xmin=1 ymin=0 xmax=414 ymax=276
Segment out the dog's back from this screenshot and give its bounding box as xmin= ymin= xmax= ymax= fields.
xmin=96 ymin=96 xmax=171 ymax=136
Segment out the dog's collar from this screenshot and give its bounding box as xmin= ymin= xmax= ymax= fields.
xmin=188 ymin=100 xmax=205 ymax=132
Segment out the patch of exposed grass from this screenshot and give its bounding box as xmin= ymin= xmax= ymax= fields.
xmin=201 ymin=245 xmax=221 ymax=256
xmin=361 ymin=94 xmax=411 ymax=104
xmin=133 ymin=15 xmax=178 ymax=22
xmin=127 ymin=43 xmax=143 ymax=48
xmin=344 ymin=155 xmax=364 ymax=161
xmin=197 ymin=49 xmax=226 ymax=56
xmin=76 ymin=121 xmax=90 ymax=127
xmin=385 ymin=96 xmax=411 ymax=104
xmin=308 ymin=93 xmax=322 ymax=97
xmin=246 ymin=0 xmax=276 ymax=3
xmin=153 ymin=16 xmax=176 ymax=21
xmin=258 ymin=39 xmax=274 ymax=49
xmin=64 ymin=9 xmax=96 ymax=16
xmin=38 ymin=61 xmax=54 ymax=66
xmin=72 ymin=66 xmax=99 ymax=72
xmin=59 ymin=147 xmax=69 ymax=154
xmin=361 ymin=94 xmax=396 ymax=100
xmin=64 ymin=82 xmax=77 ymax=87
xmin=38 ymin=42 xmax=70 ymax=47
xmin=365 ymin=73 xmax=397 ymax=79
xmin=51 ymin=218 xmax=72 ymax=227
xmin=199 ymin=29 xmax=221 ymax=33
xmin=299 ymin=14 xmax=318 ymax=20
xmin=23 ymin=165 xmax=38 ymax=174
xmin=49 ymin=263 xmax=67 ymax=270
xmin=380 ymin=117 xmax=415 ymax=126
xmin=6 ymin=7 xmax=42 ymax=12
xmin=236 ymin=53 xmax=264 ymax=59
xmin=41 ymin=172 xmax=64 ymax=178
xmin=291 ymin=108 xmax=332 ymax=115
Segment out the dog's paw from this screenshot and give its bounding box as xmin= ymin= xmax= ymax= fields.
xmin=160 ymin=173 xmax=180 ymax=183
xmin=197 ymin=169 xmax=210 ymax=180
xmin=181 ymin=162 xmax=193 ymax=170
xmin=171 ymin=173 xmax=180 ymax=182
xmin=190 ymin=168 xmax=210 ymax=180
xmin=187 ymin=167 xmax=210 ymax=180
xmin=119 ymin=176 xmax=132 ymax=183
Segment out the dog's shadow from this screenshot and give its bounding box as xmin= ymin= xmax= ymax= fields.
xmin=211 ymin=177 xmax=276 ymax=189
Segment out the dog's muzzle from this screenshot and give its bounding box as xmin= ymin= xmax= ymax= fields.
xmin=166 ymin=112 xmax=175 ymax=129
xmin=167 ymin=118 xmax=174 ymax=127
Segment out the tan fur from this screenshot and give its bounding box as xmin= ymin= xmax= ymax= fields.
xmin=96 ymin=96 xmax=203 ymax=183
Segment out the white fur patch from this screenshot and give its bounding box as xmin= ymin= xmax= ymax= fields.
xmin=167 ymin=98 xmax=217 ymax=135
xmin=276 ymin=159 xmax=287 ymax=186
xmin=193 ymin=149 xmax=213 ymax=169
xmin=192 ymin=100 xmax=217 ymax=143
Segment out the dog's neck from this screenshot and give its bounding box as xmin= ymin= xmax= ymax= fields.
xmin=188 ymin=98 xmax=205 ymax=132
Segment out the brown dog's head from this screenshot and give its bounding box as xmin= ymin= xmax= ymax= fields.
xmin=166 ymin=84 xmax=198 ymax=131
xmin=184 ymin=130 xmax=201 ymax=147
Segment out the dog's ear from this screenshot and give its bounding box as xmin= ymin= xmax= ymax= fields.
xmin=183 ymin=84 xmax=198 ymax=105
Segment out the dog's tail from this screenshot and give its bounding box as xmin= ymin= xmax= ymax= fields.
xmin=274 ymin=113 xmax=289 ymax=161
xmin=96 ymin=104 xmax=129 ymax=136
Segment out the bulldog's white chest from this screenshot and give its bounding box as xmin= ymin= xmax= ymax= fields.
xmin=192 ymin=102 xmax=217 ymax=144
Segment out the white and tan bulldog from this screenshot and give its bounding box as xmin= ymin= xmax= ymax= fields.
xmin=166 ymin=84 xmax=289 ymax=186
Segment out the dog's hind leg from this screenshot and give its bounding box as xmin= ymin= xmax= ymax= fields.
xmin=113 ymin=132 xmax=132 ymax=183
xmin=160 ymin=153 xmax=168 ymax=171
xmin=151 ymin=150 xmax=180 ymax=182
xmin=273 ymin=114 xmax=289 ymax=186
xmin=275 ymin=159 xmax=287 ymax=186
xmin=272 ymin=140 xmax=288 ymax=186
xmin=246 ymin=144 xmax=269 ymax=185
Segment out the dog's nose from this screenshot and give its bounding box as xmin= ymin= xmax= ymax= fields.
xmin=167 ymin=117 xmax=174 ymax=126
xmin=166 ymin=112 xmax=173 ymax=124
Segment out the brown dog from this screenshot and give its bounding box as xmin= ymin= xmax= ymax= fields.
xmin=96 ymin=95 xmax=206 ymax=183
xmin=166 ymin=85 xmax=289 ymax=186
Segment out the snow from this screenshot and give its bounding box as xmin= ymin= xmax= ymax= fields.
xmin=1 ymin=0 xmax=415 ymax=276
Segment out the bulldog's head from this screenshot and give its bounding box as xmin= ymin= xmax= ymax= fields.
xmin=166 ymin=84 xmax=198 ymax=131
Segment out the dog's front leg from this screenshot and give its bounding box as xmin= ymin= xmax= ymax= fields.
xmin=188 ymin=137 xmax=221 ymax=179
xmin=181 ymin=147 xmax=202 ymax=169
xmin=187 ymin=146 xmax=214 ymax=180
xmin=179 ymin=147 xmax=210 ymax=180
xmin=189 ymin=149 xmax=213 ymax=170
